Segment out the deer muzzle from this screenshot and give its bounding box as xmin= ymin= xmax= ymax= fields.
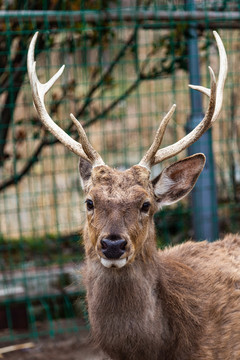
xmin=99 ymin=234 xmax=131 ymax=268
xmin=101 ymin=238 xmax=127 ymax=259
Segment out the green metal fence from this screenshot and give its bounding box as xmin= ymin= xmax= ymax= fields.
xmin=0 ymin=0 xmax=240 ymax=344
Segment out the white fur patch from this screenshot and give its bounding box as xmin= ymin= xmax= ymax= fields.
xmin=100 ymin=258 xmax=127 ymax=268
xmin=154 ymin=173 xmax=175 ymax=197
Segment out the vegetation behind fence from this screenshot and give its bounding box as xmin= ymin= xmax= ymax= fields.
xmin=0 ymin=0 xmax=240 ymax=342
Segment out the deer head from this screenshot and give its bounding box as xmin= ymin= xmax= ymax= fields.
xmin=27 ymin=32 xmax=227 ymax=269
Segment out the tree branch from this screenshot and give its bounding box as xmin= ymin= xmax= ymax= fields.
xmin=0 ymin=34 xmax=46 ymax=167
xmin=74 ymin=29 xmax=137 ymax=120
xmin=0 ymin=141 xmax=46 ymax=191
xmin=0 ymin=27 xmax=169 ymax=192
xmin=0 ymin=59 xmax=26 ymax=166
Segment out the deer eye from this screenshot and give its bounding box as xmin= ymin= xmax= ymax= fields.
xmin=141 ymin=201 xmax=151 ymax=213
xmin=86 ymin=199 xmax=94 ymax=211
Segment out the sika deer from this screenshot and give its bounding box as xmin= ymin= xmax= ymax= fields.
xmin=28 ymin=32 xmax=240 ymax=360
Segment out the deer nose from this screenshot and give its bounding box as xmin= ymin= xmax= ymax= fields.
xmin=101 ymin=237 xmax=127 ymax=259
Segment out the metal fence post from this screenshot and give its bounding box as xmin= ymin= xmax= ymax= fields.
xmin=185 ymin=0 xmax=219 ymax=241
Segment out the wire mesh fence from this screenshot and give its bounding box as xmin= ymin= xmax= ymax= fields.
xmin=0 ymin=0 xmax=240 ymax=344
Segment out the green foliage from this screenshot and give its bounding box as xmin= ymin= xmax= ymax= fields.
xmin=154 ymin=204 xmax=191 ymax=248
xmin=151 ymin=25 xmax=189 ymax=74
xmin=0 ymin=233 xmax=84 ymax=270
xmin=0 ymin=0 xmax=120 ymax=169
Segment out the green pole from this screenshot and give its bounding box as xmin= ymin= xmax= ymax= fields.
xmin=185 ymin=0 xmax=219 ymax=241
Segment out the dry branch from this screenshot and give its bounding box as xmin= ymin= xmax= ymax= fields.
xmin=0 ymin=342 xmax=34 ymax=357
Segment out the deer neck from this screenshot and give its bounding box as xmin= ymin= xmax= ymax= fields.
xmin=83 ymin=238 xmax=206 ymax=360
xmin=83 ymin=228 xmax=161 ymax=324
xmin=83 ymin=248 xmax=167 ymax=360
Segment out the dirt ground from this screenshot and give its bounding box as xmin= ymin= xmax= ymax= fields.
xmin=1 ymin=329 xmax=108 ymax=360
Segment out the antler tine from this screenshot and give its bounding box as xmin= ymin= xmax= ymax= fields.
xmin=138 ymin=104 xmax=176 ymax=170
xmin=152 ymin=31 xmax=227 ymax=166
xmin=70 ymin=113 xmax=104 ymax=166
xmin=138 ymin=31 xmax=227 ymax=169
xmin=188 ymin=31 xmax=228 ymax=124
xmin=27 ymin=32 xmax=105 ymax=167
xmin=152 ymin=66 xmax=217 ymax=164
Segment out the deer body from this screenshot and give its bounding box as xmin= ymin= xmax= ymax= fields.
xmin=82 ymin=165 xmax=240 ymax=360
xmin=84 ymin=236 xmax=240 ymax=360
xmin=84 ymin=234 xmax=240 ymax=360
xmin=27 ymin=31 xmax=240 ymax=359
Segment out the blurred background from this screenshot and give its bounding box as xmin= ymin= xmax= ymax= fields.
xmin=0 ymin=0 xmax=240 ymax=356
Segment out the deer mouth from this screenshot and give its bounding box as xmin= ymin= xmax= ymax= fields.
xmin=100 ymin=257 xmax=127 ymax=268
xmin=98 ymin=253 xmax=133 ymax=268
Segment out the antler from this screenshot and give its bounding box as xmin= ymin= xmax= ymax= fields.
xmin=139 ymin=31 xmax=227 ymax=170
xmin=27 ymin=32 xmax=105 ymax=167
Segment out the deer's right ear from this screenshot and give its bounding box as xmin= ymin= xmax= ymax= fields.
xmin=79 ymin=158 xmax=93 ymax=189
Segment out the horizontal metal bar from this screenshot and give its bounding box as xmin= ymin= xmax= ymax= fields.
xmin=0 ymin=290 xmax=85 ymax=304
xmin=142 ymin=23 xmax=240 ymax=30
xmin=0 ymin=9 xmax=239 ymax=25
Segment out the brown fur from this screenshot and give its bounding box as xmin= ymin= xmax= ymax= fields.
xmin=80 ymin=162 xmax=240 ymax=360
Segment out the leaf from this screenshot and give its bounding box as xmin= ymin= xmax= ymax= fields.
xmin=33 ymin=131 xmax=40 ymax=140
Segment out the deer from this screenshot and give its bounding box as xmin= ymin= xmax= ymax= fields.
xmin=27 ymin=31 xmax=240 ymax=360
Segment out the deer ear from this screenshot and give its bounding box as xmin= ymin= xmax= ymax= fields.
xmin=79 ymin=158 xmax=92 ymax=189
xmin=152 ymin=154 xmax=206 ymax=207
